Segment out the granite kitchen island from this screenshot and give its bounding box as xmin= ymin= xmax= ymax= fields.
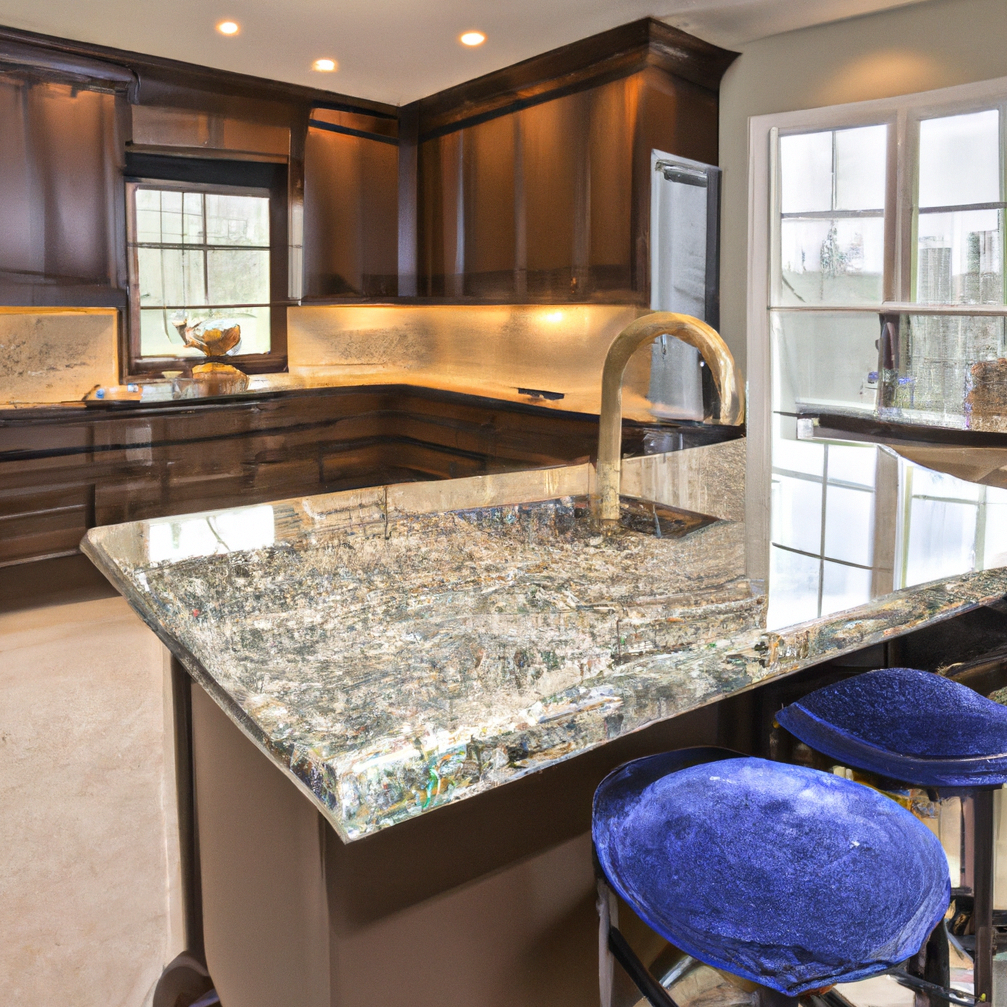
xmin=82 ymin=436 xmax=1007 ymax=1007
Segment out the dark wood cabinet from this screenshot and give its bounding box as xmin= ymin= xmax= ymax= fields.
xmin=0 ymin=19 xmax=735 ymax=314
xmin=408 ymin=20 xmax=736 ymax=303
xmin=303 ymin=106 xmax=400 ymax=298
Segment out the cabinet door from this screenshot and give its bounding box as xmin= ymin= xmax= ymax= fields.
xmin=418 ymin=70 xmax=719 ymax=304
xmin=303 ymin=122 xmax=398 ymax=298
xmin=0 ymin=77 xmax=124 ymax=305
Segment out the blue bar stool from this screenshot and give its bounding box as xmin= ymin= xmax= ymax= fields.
xmin=778 ymin=667 xmax=1007 ymax=1004
xmin=593 ymin=746 xmax=950 ymax=1007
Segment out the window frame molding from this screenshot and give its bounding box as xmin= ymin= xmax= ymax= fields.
xmin=746 ymin=73 xmax=1007 ymax=582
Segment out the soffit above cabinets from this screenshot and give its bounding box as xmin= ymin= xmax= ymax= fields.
xmin=0 ymin=0 xmax=932 ymax=106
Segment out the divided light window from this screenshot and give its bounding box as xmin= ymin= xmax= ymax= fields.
xmin=759 ymin=83 xmax=1007 ymax=625
xmin=771 ymin=101 xmax=1007 ymax=424
xmin=129 ymin=183 xmax=272 ymax=361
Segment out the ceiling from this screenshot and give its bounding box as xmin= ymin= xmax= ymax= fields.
xmin=0 ymin=0 xmax=933 ymax=106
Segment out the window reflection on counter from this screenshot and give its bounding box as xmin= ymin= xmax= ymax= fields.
xmin=901 ymin=466 xmax=1007 ymax=585
xmin=768 ymin=415 xmax=1007 ymax=629
xmin=146 ymin=504 xmax=275 ymax=564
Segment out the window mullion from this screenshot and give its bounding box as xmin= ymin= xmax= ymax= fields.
xmin=202 ymin=192 xmax=209 ymax=312
xmin=896 ymin=107 xmax=915 ymax=303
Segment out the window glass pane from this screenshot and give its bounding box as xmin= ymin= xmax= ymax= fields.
xmin=135 ymin=189 xmax=162 ymax=243
xmin=904 ymin=496 xmax=977 ymax=586
xmin=767 ymin=546 xmax=820 ymax=629
xmin=183 ymin=192 xmax=204 ymax=245
xmin=894 ymin=315 xmax=1005 ymax=419
xmin=835 ymin=125 xmax=887 ymax=211
xmin=207 ymin=249 xmax=270 ymax=304
xmin=137 ymin=247 xmax=164 ymax=307
xmin=139 ymin=308 xmax=203 ymax=358
xmin=139 ymin=306 xmax=271 ymax=357
xmin=160 ymin=189 xmax=183 ymax=242
xmin=919 ymin=109 xmax=1000 ymax=208
xmin=911 ymin=465 xmax=983 ymax=502
xmin=771 ymin=474 xmax=822 ymax=554
xmin=134 ymin=186 xmax=272 ymax=360
xmin=772 ymin=415 xmax=825 ymax=476
xmin=772 ymin=311 xmax=880 ymax=413
xmin=824 ymin=484 xmax=874 ymax=566
xmin=826 ymin=443 xmax=877 ymax=488
xmin=205 ymin=194 xmax=270 ymax=246
xmin=780 ymin=216 xmax=884 ymax=304
xmin=156 ymin=248 xmax=207 ymax=307
xmin=917 ymin=209 xmax=1003 ymax=303
xmin=821 ymin=561 xmax=873 ymax=617
xmin=780 ymin=131 xmax=832 ymax=214
xmin=983 ymin=500 xmax=1007 ymax=569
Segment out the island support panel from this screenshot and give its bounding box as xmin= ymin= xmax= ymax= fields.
xmin=189 ymin=683 xmax=719 ymax=1007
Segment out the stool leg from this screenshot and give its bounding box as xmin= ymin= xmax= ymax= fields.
xmin=754 ymin=988 xmax=800 ymax=1007
xmin=973 ymin=790 xmax=995 ymax=1004
xmin=923 ymin=921 xmax=950 ymax=1007
xmin=597 ymin=879 xmax=618 ymax=1007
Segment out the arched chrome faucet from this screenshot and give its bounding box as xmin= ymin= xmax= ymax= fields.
xmin=594 ymin=312 xmax=745 ymax=524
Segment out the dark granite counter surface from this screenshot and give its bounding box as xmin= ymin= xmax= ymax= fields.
xmin=82 ymin=440 xmax=1007 ymax=841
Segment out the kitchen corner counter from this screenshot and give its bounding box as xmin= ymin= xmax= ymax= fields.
xmin=82 ymin=439 xmax=1007 ymax=841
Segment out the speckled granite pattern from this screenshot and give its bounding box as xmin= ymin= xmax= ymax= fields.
xmin=83 ymin=466 xmax=1007 ymax=841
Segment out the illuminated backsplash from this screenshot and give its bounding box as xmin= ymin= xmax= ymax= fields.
xmin=0 ymin=302 xmax=713 ymax=422
xmin=0 ymin=308 xmax=118 ymax=405
xmin=287 ymin=303 xmax=670 ymax=419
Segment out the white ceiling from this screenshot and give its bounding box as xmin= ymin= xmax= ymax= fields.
xmin=0 ymin=0 xmax=932 ymax=106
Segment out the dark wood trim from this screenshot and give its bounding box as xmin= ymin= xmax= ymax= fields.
xmin=409 ymin=18 xmax=738 ymax=140
xmin=310 ymin=99 xmax=398 ymax=121
xmin=397 ymin=105 xmax=420 ymax=298
xmin=127 ymin=352 xmax=289 ymax=377
xmin=809 ymin=410 xmax=1007 ymax=449
xmin=0 ymin=34 xmax=137 ymax=96
xmin=307 ymin=119 xmax=399 ymax=146
xmin=0 ymin=21 xmax=398 ymax=118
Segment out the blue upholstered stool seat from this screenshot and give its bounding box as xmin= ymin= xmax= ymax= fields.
xmin=777 ymin=668 xmax=1007 ymax=788
xmin=593 ymin=749 xmax=950 ymax=996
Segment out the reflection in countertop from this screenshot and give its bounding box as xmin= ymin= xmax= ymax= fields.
xmin=770 ymin=413 xmax=1007 ymax=630
xmin=83 ymin=437 xmax=1007 ymax=841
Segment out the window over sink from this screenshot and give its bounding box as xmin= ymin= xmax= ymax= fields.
xmin=124 ymin=152 xmax=288 ymax=375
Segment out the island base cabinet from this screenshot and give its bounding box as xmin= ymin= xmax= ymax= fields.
xmin=190 ymin=683 xmax=719 ymax=1006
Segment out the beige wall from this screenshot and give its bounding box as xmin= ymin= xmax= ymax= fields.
xmin=718 ymin=0 xmax=1007 ymax=378
xmin=0 ymin=590 xmax=184 ymax=1006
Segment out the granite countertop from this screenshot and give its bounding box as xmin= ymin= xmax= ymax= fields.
xmin=82 ymin=439 xmax=1007 ymax=841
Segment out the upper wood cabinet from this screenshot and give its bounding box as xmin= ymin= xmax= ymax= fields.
xmin=404 ymin=19 xmax=737 ymax=304
xmin=303 ymin=105 xmax=400 ymax=298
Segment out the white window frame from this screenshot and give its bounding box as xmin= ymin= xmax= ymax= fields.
xmin=746 ymin=74 xmax=1007 ymax=582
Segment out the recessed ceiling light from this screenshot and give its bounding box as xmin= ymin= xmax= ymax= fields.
xmin=312 ymin=58 xmax=338 ymax=72
xmin=216 ymin=19 xmax=239 ymax=35
xmin=460 ymin=31 xmax=486 ymax=46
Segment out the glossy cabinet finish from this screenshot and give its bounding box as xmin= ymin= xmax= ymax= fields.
xmin=303 ymin=121 xmax=399 ymax=298
xmin=0 ymin=20 xmax=735 ymax=318
xmin=412 ymin=23 xmax=735 ymax=303
xmin=0 ymin=387 xmax=699 ymax=567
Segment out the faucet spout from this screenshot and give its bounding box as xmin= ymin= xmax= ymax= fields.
xmin=594 ymin=312 xmax=745 ymax=524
